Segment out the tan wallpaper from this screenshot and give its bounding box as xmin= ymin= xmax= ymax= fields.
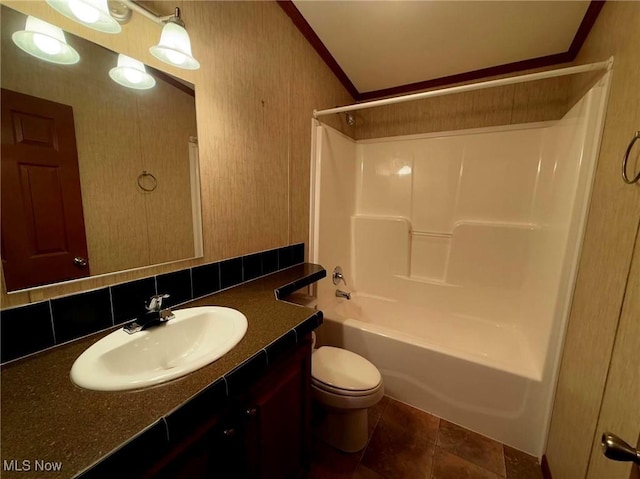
xmin=354 ymin=74 xmax=572 ymax=140
xmin=545 ymin=2 xmax=640 ymax=478
xmin=0 ymin=0 xmax=353 ymax=307
xmin=1 ymin=5 xmax=196 ymax=279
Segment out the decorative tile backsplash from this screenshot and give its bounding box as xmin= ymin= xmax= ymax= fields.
xmin=0 ymin=243 xmax=305 ymax=364
xmin=51 ymin=288 xmax=113 ymax=344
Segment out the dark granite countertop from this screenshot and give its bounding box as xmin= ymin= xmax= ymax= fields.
xmin=0 ymin=264 xmax=325 ymax=479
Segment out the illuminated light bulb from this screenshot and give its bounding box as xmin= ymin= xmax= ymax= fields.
xmin=46 ymin=0 xmax=121 ymax=34
xmin=150 ymin=20 xmax=199 ymax=70
xmin=109 ymin=54 xmax=156 ymax=90
xmin=123 ymin=68 xmax=143 ymax=84
xmin=68 ymin=0 xmax=101 ymax=24
xmin=165 ymin=50 xmax=186 ymax=65
xmin=12 ymin=15 xmax=80 ymax=65
xmin=33 ymin=32 xmax=63 ymax=55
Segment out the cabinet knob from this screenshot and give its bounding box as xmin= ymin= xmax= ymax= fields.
xmin=245 ymin=408 xmax=257 ymax=417
xmin=222 ymin=428 xmax=236 ymax=438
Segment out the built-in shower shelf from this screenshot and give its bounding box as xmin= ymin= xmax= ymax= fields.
xmin=394 ymin=274 xmax=459 ymax=287
xmin=411 ymin=231 xmax=453 ymax=238
xmin=410 ymin=221 xmax=539 ymax=237
xmin=452 ymin=220 xmax=539 ymax=230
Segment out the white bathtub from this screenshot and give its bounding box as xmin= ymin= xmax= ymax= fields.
xmin=317 ymin=292 xmax=549 ymax=456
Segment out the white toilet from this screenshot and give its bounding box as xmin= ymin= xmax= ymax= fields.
xmin=311 ymin=345 xmax=384 ymax=453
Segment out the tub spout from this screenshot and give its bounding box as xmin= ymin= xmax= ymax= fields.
xmin=335 ymin=289 xmax=351 ymax=300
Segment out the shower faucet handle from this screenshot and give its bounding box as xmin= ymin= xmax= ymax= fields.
xmin=332 ymin=266 xmax=346 ymax=286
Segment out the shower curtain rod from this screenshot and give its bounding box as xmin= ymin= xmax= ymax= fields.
xmin=313 ymin=57 xmax=613 ymax=118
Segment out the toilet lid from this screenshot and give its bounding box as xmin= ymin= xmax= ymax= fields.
xmin=312 ymin=346 xmax=381 ymax=391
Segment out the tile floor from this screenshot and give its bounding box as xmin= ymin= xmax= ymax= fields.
xmin=309 ymin=397 xmax=543 ymax=479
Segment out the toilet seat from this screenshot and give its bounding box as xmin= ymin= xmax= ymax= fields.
xmin=312 ymin=346 xmax=381 ymax=393
xmin=312 ymin=378 xmax=384 ymax=410
xmin=312 ymin=377 xmax=380 ymax=397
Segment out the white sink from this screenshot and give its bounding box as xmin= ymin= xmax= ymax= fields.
xmin=70 ymin=306 xmax=248 ymax=392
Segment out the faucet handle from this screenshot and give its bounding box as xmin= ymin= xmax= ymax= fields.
xmin=146 ymin=293 xmax=170 ymax=312
xmin=332 ymin=266 xmax=347 ymax=286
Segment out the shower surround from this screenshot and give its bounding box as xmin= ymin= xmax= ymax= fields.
xmin=310 ymin=74 xmax=610 ymax=456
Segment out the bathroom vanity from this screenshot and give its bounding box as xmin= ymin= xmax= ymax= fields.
xmin=146 ymin=337 xmax=312 ymax=479
xmin=0 ymin=264 xmax=324 ymax=479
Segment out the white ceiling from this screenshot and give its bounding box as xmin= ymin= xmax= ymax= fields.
xmin=292 ymin=1 xmax=590 ymax=94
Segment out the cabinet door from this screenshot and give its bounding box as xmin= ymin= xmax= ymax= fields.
xmin=146 ymin=416 xmax=244 ymax=479
xmin=246 ymin=340 xmax=312 ymax=479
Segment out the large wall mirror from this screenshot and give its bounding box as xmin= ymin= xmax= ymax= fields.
xmin=1 ymin=5 xmax=203 ymax=292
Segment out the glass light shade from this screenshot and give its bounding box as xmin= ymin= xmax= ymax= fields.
xmin=109 ymin=54 xmax=156 ymax=90
xmin=46 ymin=0 xmax=121 ymax=34
xmin=149 ymin=22 xmax=200 ymax=70
xmin=12 ymin=16 xmax=80 ymax=65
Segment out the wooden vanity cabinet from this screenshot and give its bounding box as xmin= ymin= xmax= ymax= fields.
xmin=145 ymin=337 xmax=312 ymax=479
xmin=147 ymin=413 xmax=243 ymax=479
xmin=243 ymin=336 xmax=312 ymax=479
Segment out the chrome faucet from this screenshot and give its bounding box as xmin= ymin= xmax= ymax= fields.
xmin=335 ymin=289 xmax=351 ymax=300
xmin=332 ymin=266 xmax=347 ymax=286
xmin=123 ymin=294 xmax=175 ymax=334
xmin=146 ymin=294 xmax=167 ymax=312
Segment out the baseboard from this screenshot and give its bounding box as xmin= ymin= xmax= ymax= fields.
xmin=541 ymin=455 xmax=553 ymax=479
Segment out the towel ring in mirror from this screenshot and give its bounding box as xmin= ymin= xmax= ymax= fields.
xmin=137 ymin=171 xmax=158 ymax=192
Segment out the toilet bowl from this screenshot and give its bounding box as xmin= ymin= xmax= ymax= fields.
xmin=311 ymin=345 xmax=384 ymax=453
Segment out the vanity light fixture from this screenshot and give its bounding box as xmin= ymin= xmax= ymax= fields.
xmin=149 ymin=7 xmax=200 ymax=70
xmin=45 ymin=0 xmax=122 ymax=34
xmin=43 ymin=0 xmax=200 ymax=69
xmin=109 ymin=54 xmax=156 ymax=89
xmin=12 ymin=15 xmax=80 ymax=65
